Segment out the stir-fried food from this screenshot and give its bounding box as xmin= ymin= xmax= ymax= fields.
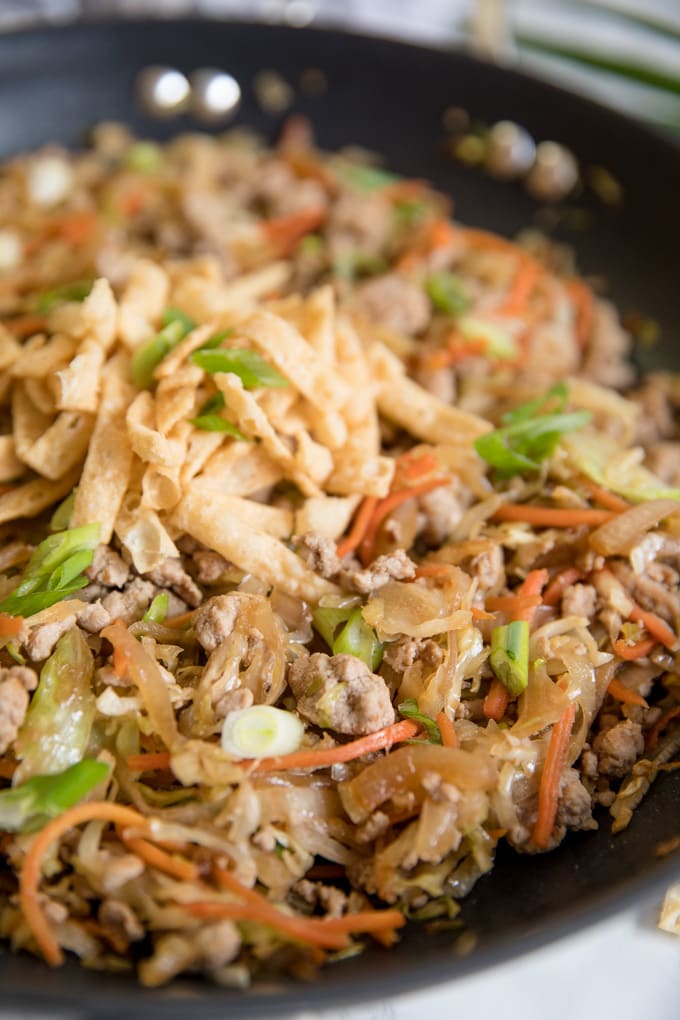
xmin=0 ymin=122 xmax=678 ymax=984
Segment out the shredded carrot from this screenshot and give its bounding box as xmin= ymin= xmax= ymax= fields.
xmin=543 ymin=567 xmax=584 ymax=607
xmin=414 ymin=563 xmax=456 ymax=579
xmin=580 ymin=478 xmax=630 ymax=513
xmin=184 ymin=899 xmax=350 ymax=949
xmin=436 ymin=711 xmax=458 ymax=748
xmin=462 ymin=227 xmax=523 ymax=257
xmin=19 ymin=802 xmax=150 ymax=968
xmin=498 ymin=258 xmax=541 ymax=317
xmin=487 ymin=827 xmax=508 ymax=840
xmin=0 ymin=612 xmax=23 ymax=637
xmin=485 ymin=593 xmax=542 ymax=618
xmin=612 ymin=637 xmax=656 ymax=661
xmin=471 ymin=605 xmax=495 ymax=620
xmin=426 ymin=218 xmax=456 ymax=249
xmin=397 ymin=451 xmax=439 ymax=482
xmin=483 ymin=678 xmax=510 ymax=722
xmin=628 ymin=604 xmax=677 ymax=651
xmin=359 ymin=477 xmax=450 ymax=565
xmin=532 ymin=702 xmax=577 ymax=849
xmin=607 ymin=677 xmax=649 ymax=709
xmin=262 ymin=207 xmax=326 ymax=257
xmin=493 ymin=504 xmax=615 ymax=528
xmin=5 ymin=314 xmax=46 ymax=339
xmin=647 ymin=705 xmax=680 ymax=751
xmin=0 ymin=758 xmax=17 ymax=780
xmin=56 ymin=210 xmax=97 ymax=245
xmin=382 ymin=178 xmax=428 ymax=202
xmin=161 ymin=610 xmax=196 ymax=629
xmin=421 ymin=338 xmax=487 ymax=371
xmin=118 ymin=189 xmax=148 ymax=218
xmin=335 ymin=496 xmax=379 ymax=560
xmin=565 ymin=278 xmax=595 ymax=349
xmin=126 ymin=751 xmax=172 ymax=772
xmin=252 ymin=718 xmax=419 ymax=773
xmin=515 ymin=569 xmax=549 ymax=620
xmin=117 ymin=830 xmax=199 ymax=883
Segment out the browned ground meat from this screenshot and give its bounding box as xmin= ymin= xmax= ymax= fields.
xmin=192 ymin=594 xmax=239 ymax=653
xmin=0 ymin=671 xmax=32 ymax=752
xmin=288 ymin=653 xmax=395 ymax=735
xmin=87 ymin=545 xmax=130 ymax=588
xmin=340 ymin=550 xmax=416 ymax=594
xmin=297 ymin=531 xmax=341 ymax=579
xmin=382 ymin=635 xmax=444 ymax=674
xmin=556 ymin=768 xmax=597 ymax=831
xmin=145 ymin=557 xmax=202 ymax=608
xmin=25 ymin=615 xmax=77 ymax=662
xmin=593 ymin=719 xmax=644 ymax=778
xmin=353 ymin=274 xmax=431 ymax=335
xmin=646 ymin=442 xmax=680 ymax=486
xmin=101 ymin=578 xmax=156 ymax=626
xmin=418 ymin=481 xmax=468 ymax=546
xmin=561 ymin=582 xmax=598 ymax=619
xmin=192 ymin=549 xmax=232 ymax=585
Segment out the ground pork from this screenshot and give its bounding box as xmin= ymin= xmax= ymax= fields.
xmin=412 ymin=363 xmax=456 ymax=405
xmin=77 ymin=601 xmax=113 ymax=634
xmin=561 ymin=582 xmax=597 ymax=619
xmin=192 ymin=549 xmax=232 ymax=585
xmin=582 ymin=299 xmax=634 ymax=390
xmin=24 ymin=614 xmax=77 ymax=662
xmin=340 ymin=550 xmax=416 ymax=594
xmin=99 ymin=899 xmax=144 ymax=943
xmin=288 ymin=653 xmax=395 ymax=736
xmin=611 ymin=562 xmax=680 ymax=625
xmin=145 ymin=557 xmax=202 ymax=607
xmin=382 ymin=635 xmax=444 ymax=674
xmin=632 ymin=377 xmax=677 ymax=447
xmin=327 ymin=192 xmax=393 ymax=257
xmin=469 ymin=544 xmax=505 ymax=594
xmin=646 ymin=442 xmax=680 ymax=486
xmin=0 ymin=668 xmax=36 ymax=753
xmin=593 ymin=719 xmax=644 ymax=778
xmin=296 ymin=531 xmax=341 ymax=578
xmin=353 ymin=273 xmax=430 ymax=336
xmin=86 ymin=544 xmax=130 ymax=588
xmin=418 ymin=481 xmax=467 ymax=546
xmin=193 ymin=921 xmax=241 ymax=971
xmin=293 ymin=879 xmax=348 ymax=918
xmin=556 ymin=768 xmax=597 ymax=831
xmin=101 ymin=578 xmax=156 ymax=625
xmin=193 ymin=594 xmax=240 ymax=653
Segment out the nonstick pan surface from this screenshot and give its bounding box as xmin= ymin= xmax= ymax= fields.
xmin=0 ymin=18 xmax=679 ymax=1018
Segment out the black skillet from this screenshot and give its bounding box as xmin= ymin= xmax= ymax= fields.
xmin=0 ymin=17 xmax=679 ymax=1019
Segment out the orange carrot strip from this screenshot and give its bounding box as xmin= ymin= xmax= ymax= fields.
xmin=607 ymin=677 xmax=649 ymax=709
xmin=565 ymin=278 xmax=595 ymax=349
xmin=19 ymin=803 xmax=150 ymax=968
xmin=486 ymin=593 xmax=541 ymax=617
xmin=126 ymin=752 xmax=172 ymax=772
xmin=514 ymin=568 xmax=549 ymax=622
xmin=336 ymin=496 xmax=379 ymax=560
xmin=498 ymin=258 xmax=541 ymax=316
xmin=471 ymin=605 xmax=495 ymax=620
xmin=483 ymin=678 xmax=510 ymax=722
xmin=397 ymin=451 xmax=439 ymax=482
xmin=543 ymin=567 xmax=584 ymax=607
xmin=262 ymin=207 xmax=327 ymax=257
xmin=0 ymin=613 xmax=23 ymax=637
xmin=184 ymin=899 xmax=350 ymax=949
xmin=493 ymin=504 xmax=615 ymax=528
xmin=628 ymin=604 xmax=677 ymax=651
xmin=252 ymin=719 xmax=419 ymax=773
xmin=359 ymin=477 xmax=450 ymax=565
xmin=580 ymin=478 xmax=630 ymax=513
xmin=118 ymin=831 xmax=199 ymax=883
xmin=532 ymin=702 xmax=577 ymax=849
xmin=381 ymin=178 xmax=428 ymax=202
xmin=462 ymin=227 xmax=523 ymax=256
xmin=414 ymin=563 xmax=455 ymax=579
xmin=57 ymin=210 xmax=97 ymax=245
xmin=612 ymin=637 xmax=656 ymax=661
xmin=162 ymin=610 xmax=196 ymax=629
xmin=426 ymin=219 xmax=456 ymax=249
xmin=436 ymin=711 xmax=458 ymax=748
xmin=647 ymin=705 xmax=680 ymax=751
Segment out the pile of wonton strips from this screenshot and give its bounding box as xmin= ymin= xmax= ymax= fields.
xmin=0 ymin=257 xmax=490 ymax=602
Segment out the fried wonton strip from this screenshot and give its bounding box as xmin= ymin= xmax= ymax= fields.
xmin=0 ymin=468 xmax=80 ymax=525
xmin=171 ymin=262 xmax=291 ymax=324
xmin=23 ymin=378 xmax=56 ymax=416
xmin=54 ymin=342 xmax=105 ymax=413
xmin=238 ymin=311 xmax=349 ymax=449
xmin=180 ymin=431 xmax=226 ymax=486
xmin=126 ymin=392 xmax=187 ymax=470
xmin=188 ymin=487 xmax=294 ymax=539
xmin=10 ymin=334 xmax=76 ymax=379
xmin=116 ymin=505 xmax=179 ymax=574
xmin=197 ymin=441 xmax=282 ymax=496
xmin=215 ymin=373 xmax=321 ymax=497
xmin=291 ymin=428 xmax=334 ymax=486
xmin=173 ymin=489 xmax=338 ymax=601
xmin=295 ymin=494 xmax=361 ymax=540
xmin=154 ymin=365 xmax=203 ymax=435
xmin=71 ymin=370 xmax=135 ymax=543
xmin=11 ymin=384 xmax=52 ymax=461
xmin=0 ymin=437 xmax=25 ymax=483
xmin=117 ymin=260 xmax=169 ymax=349
xmin=0 ymin=324 xmax=21 ymax=371
xmin=304 ymin=285 xmax=335 ymax=362
xmin=369 ymin=343 xmax=490 ymax=445
xmin=154 ymin=324 xmax=215 ymax=381
xmin=21 ymin=411 xmax=94 ymax=480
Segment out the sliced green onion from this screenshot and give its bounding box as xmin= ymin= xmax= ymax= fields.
xmin=312 ymin=603 xmax=383 ymax=670
xmin=49 ymin=489 xmax=77 ymax=531
xmin=198 ymin=392 xmax=225 ymax=416
xmin=502 ymin=382 xmax=568 ymax=425
xmin=332 ymin=251 xmax=387 ymax=281
xmin=0 ymin=760 xmax=110 ymax=833
xmin=475 ymin=410 xmax=591 ymax=477
xmin=143 ymin=592 xmax=169 ymax=624
xmin=397 ymin=698 xmax=442 ymax=744
xmin=0 ymin=523 xmax=99 ymax=618
xmin=333 ymin=162 xmax=400 ymax=192
xmin=198 ymin=328 xmax=235 ymax=350
xmin=123 ymin=141 xmax=162 ymax=172
xmin=425 ymin=272 xmax=470 ymax=316
xmin=221 ymin=705 xmax=304 ymax=759
xmin=190 ymin=348 xmax=289 ymax=389
xmin=489 ymin=620 xmax=529 ymax=696
xmin=457 ymin=314 xmax=517 ymax=359
xmin=393 ymin=199 xmax=431 ymax=226
xmin=189 ymin=414 xmax=248 ymax=437
xmin=131 ymin=309 xmax=196 ymax=389
xmin=35 ymin=279 xmax=93 ymax=314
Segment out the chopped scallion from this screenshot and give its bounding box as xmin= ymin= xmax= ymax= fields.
xmin=35 ymin=279 xmax=93 ymax=314
xmin=221 ymin=705 xmax=304 ymax=759
xmin=489 ymin=620 xmax=529 ymax=696
xmin=425 ymin=271 xmax=470 ymax=316
xmin=312 ymin=604 xmax=383 ymax=670
xmin=0 ymin=523 xmax=99 ymax=618
xmin=189 ymin=414 xmax=248 ymax=438
xmin=0 ymin=760 xmax=110 ymax=833
xmin=143 ymin=592 xmax=169 ymax=624
xmin=123 ymin=141 xmax=162 ymax=172
xmin=130 ymin=308 xmax=196 ymax=389
xmin=190 ymin=348 xmax=289 ymax=389
xmin=398 ymin=698 xmax=442 ymax=743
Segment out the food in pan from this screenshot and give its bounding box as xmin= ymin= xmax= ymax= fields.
xmin=0 ymin=121 xmax=678 ymax=985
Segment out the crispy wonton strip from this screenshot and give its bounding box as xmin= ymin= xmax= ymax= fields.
xmin=115 ymin=504 xmax=179 ymax=574
xmin=196 ymin=441 xmax=283 ymax=496
xmin=0 ymin=324 xmax=21 ymax=371
xmin=369 ymin=343 xmax=490 ymax=445
xmin=12 ymin=384 xmax=52 ymax=461
xmin=295 ymin=494 xmax=361 ymax=540
xmin=54 ymin=342 xmax=105 ymax=413
xmin=10 ymin=334 xmax=76 ymax=379
xmin=126 ymin=392 xmax=187 ymax=470
xmin=187 ymin=487 xmax=293 ymax=539
xmin=21 ymin=412 xmax=94 ymax=480
xmin=238 ymin=310 xmax=348 ymax=449
xmin=171 ymin=262 xmax=291 ymax=324
xmin=154 ymin=324 xmax=215 ymax=381
xmin=172 ymin=488 xmax=338 ymax=602
xmin=117 ymin=259 xmax=169 ymax=348
xmin=0 ymin=436 xmax=26 ymax=483
xmin=0 ymin=469 xmax=80 ymax=525
xmin=71 ymin=369 xmax=134 ymax=542
xmin=154 ymin=365 xmax=203 ymax=435
xmin=303 ymin=285 xmax=335 ymax=362
xmin=215 ymin=373 xmax=321 ymax=497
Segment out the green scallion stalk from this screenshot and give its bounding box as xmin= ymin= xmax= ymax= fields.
xmin=397 ymin=699 xmax=442 ymax=744
xmin=425 ymin=271 xmax=471 ymax=316
xmin=130 ymin=308 xmax=196 ymax=389
xmin=142 ymin=592 xmax=169 ymax=624
xmin=123 ymin=141 xmax=162 ymax=172
xmin=311 ymin=604 xmax=383 ymax=671
xmin=35 ymin=279 xmax=93 ymax=314
xmin=489 ymin=620 xmax=530 ymax=696
xmin=188 ymin=414 xmax=248 ymax=437
xmin=190 ymin=348 xmax=289 ymax=389
xmin=0 ymin=523 xmax=100 ymax=618
xmin=0 ymin=760 xmax=110 ymax=833
xmin=49 ymin=489 xmax=77 ymax=531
